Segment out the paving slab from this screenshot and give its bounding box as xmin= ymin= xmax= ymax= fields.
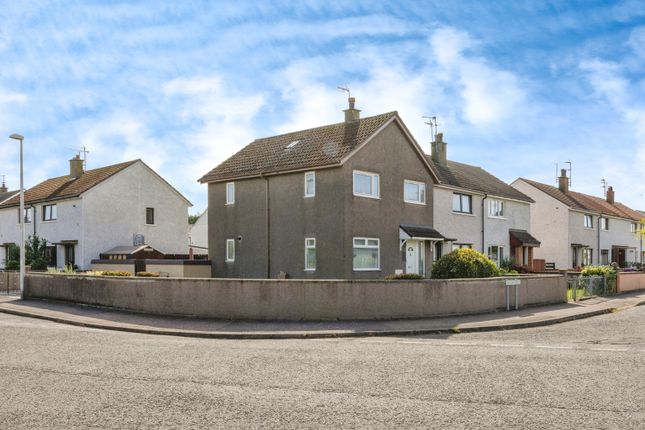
xmin=0 ymin=292 xmax=644 ymax=339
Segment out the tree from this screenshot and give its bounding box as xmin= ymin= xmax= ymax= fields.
xmin=25 ymin=234 xmax=48 ymax=270
xmin=5 ymin=244 xmax=20 ymax=270
xmin=188 ymin=214 xmax=200 ymax=225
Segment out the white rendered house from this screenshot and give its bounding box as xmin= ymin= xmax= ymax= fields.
xmin=0 ymin=156 xmax=191 ymax=270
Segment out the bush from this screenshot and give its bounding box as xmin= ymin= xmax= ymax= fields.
xmin=102 ymin=270 xmax=132 ymax=277
xmin=136 ymin=271 xmax=160 ymax=277
xmin=431 ymin=248 xmax=501 ymax=279
xmin=385 ymin=273 xmax=423 ymax=280
xmin=580 ymin=265 xmax=617 ymax=277
xmin=5 ymin=260 xmax=19 ymax=270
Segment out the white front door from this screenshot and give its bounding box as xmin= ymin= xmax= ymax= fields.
xmin=405 ymin=240 xmax=425 ymax=275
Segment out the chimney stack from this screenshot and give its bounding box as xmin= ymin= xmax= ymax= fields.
xmin=343 ymin=97 xmax=361 ymax=122
xmin=0 ymin=177 xmax=7 ymax=193
xmin=69 ymin=155 xmax=84 ymax=179
xmin=606 ymin=186 xmax=615 ymax=204
xmin=558 ymin=169 xmax=569 ymax=193
xmin=431 ymin=133 xmax=447 ymax=166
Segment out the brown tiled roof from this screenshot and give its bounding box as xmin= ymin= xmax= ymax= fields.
xmin=519 ymin=178 xmax=642 ymax=221
xmin=426 ymin=158 xmax=534 ymax=203
xmin=0 ymin=160 xmax=138 ymax=208
xmin=199 ymin=112 xmax=399 ymax=183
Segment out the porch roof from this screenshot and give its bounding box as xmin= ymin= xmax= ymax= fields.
xmin=399 ymin=224 xmax=447 ymax=241
xmin=509 ymin=229 xmax=541 ymax=247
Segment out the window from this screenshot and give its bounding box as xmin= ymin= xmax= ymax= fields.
xmin=601 ymin=249 xmax=609 ymax=265
xmin=600 ymin=217 xmax=609 ymax=231
xmin=630 ymin=223 xmax=638 ymax=233
xmin=226 ymin=182 xmax=235 ymax=205
xmin=353 ymin=171 xmax=379 ymax=199
xmin=226 ymin=239 xmax=235 ymax=262
xmin=18 ymin=207 xmax=33 ymax=224
xmin=583 ymin=214 xmax=593 ymax=229
xmin=353 ymin=237 xmax=380 ymax=270
xmin=42 ymin=204 xmax=57 ymax=221
xmin=404 ymin=180 xmax=426 ymax=204
xmin=45 ymin=246 xmax=57 ymax=267
xmin=146 ymin=208 xmax=154 ymax=225
xmin=582 ymin=248 xmax=593 ymax=266
xmin=488 ymin=245 xmax=504 ymax=266
xmin=304 ymin=172 xmax=315 ymax=198
xmin=452 ymin=243 xmax=473 ymax=251
xmin=305 ymin=238 xmax=316 ymax=271
xmin=452 ymin=193 xmax=472 ymax=214
xmin=488 ymin=199 xmax=504 ymax=217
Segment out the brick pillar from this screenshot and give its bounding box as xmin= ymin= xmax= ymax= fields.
xmin=528 ymin=247 xmax=534 ymax=270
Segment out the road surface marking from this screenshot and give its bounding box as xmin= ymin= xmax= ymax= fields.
xmin=445 ymin=342 xmax=477 ymax=346
xmin=535 ymin=345 xmax=573 ymax=350
xmin=490 ymin=343 xmax=525 ymax=348
xmin=589 ymin=347 xmax=628 ymax=352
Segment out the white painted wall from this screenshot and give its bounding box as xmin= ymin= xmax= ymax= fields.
xmin=189 ymin=209 xmax=208 ymax=252
xmin=599 ymin=216 xmax=642 ymax=265
xmin=432 ymin=186 xmax=532 ymax=262
xmin=511 ymin=179 xmax=569 ymax=268
xmin=81 ymin=161 xmax=190 ymax=269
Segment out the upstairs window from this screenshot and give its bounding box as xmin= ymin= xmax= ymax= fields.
xmin=304 ymin=172 xmax=315 ymax=198
xmin=43 ymin=204 xmax=57 ymax=221
xmin=146 ymin=208 xmax=155 ymax=225
xmin=583 ymin=214 xmax=593 ymax=229
xmin=353 ymin=171 xmax=379 ymax=199
xmin=452 ymin=193 xmax=472 ymax=214
xmin=18 ymin=207 xmax=33 ymax=224
xmin=404 ymin=180 xmax=426 ymax=205
xmin=226 ymin=182 xmax=235 ymax=205
xmin=631 ymin=223 xmax=638 ymax=233
xmin=600 ymin=217 xmax=609 ymax=231
xmin=488 ymin=199 xmax=504 ymax=217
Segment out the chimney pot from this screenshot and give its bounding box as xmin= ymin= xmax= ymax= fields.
xmin=343 ymin=97 xmax=361 ymax=122
xmin=69 ymin=155 xmax=84 ymax=179
xmin=558 ymin=169 xmax=569 ymax=193
xmin=606 ymin=186 xmax=615 ymax=204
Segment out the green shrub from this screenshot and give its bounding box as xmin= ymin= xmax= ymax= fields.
xmin=102 ymin=270 xmax=132 ymax=277
xmin=5 ymin=260 xmax=19 ymax=270
xmin=136 ymin=271 xmax=160 ymax=277
xmin=580 ymin=265 xmax=616 ymax=277
xmin=385 ymin=273 xmax=423 ymax=280
xmin=431 ymin=248 xmax=501 ymax=279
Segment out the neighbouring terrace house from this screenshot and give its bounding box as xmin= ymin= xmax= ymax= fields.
xmin=512 ymin=170 xmax=644 ymax=269
xmin=0 ymin=156 xmax=192 ymax=270
xmin=424 ymin=133 xmax=540 ymax=269
xmin=199 ymin=98 xmax=449 ymax=279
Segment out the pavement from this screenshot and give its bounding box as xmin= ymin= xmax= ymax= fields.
xmin=1 ymin=291 xmax=644 ymax=339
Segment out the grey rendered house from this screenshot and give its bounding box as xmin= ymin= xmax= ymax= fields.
xmin=199 ymin=99 xmax=446 ymax=279
xmin=424 ymin=134 xmax=540 ymax=269
xmin=512 ymin=171 xmax=644 ymax=269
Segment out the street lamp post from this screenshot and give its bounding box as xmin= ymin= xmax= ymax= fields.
xmin=9 ymin=134 xmax=25 ymax=299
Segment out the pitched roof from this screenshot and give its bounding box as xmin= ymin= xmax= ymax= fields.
xmin=0 ymin=160 xmax=138 ymax=208
xmin=199 ymin=112 xmax=399 ymax=183
xmin=426 ymin=158 xmax=534 ymax=203
xmin=518 ymin=178 xmax=642 ymax=221
xmin=0 ymin=190 xmax=18 ymax=204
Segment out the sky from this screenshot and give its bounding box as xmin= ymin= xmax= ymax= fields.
xmin=0 ymin=0 xmax=644 ymax=214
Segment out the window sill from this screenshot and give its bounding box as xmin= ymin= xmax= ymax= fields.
xmin=353 ymin=268 xmax=381 ymax=272
xmin=303 ymin=195 xmax=315 ymax=199
xmin=41 ymin=220 xmax=58 ymax=224
xmin=452 ymin=211 xmax=476 ymax=217
xmin=225 ymin=260 xmax=235 ymax=263
xmin=304 ymin=269 xmax=316 ymax=272
xmin=353 ymin=193 xmax=380 ymax=200
xmin=225 ymin=203 xmax=235 ymax=206
xmin=487 ymin=215 xmax=507 ymax=220
xmin=404 ymin=200 xmax=426 ymax=206
xmin=583 ymin=227 xmax=594 ymax=230
xmin=145 ymin=224 xmax=157 ymax=227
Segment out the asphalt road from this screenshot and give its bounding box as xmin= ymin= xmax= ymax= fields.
xmin=0 ymin=307 xmax=644 ymax=429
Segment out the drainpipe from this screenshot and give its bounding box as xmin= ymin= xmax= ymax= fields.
xmin=481 ymin=193 xmax=488 ymax=253
xmin=597 ymin=213 xmax=601 ymax=265
xmin=31 ymin=205 xmax=36 ymax=236
xmin=262 ymin=174 xmax=271 ymax=278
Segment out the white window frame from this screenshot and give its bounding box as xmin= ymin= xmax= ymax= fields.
xmin=18 ymin=207 xmax=33 ymax=224
xmin=452 ymin=193 xmax=472 ymax=214
xmin=631 ymin=223 xmax=637 ymax=233
xmin=452 ymin=243 xmax=473 ymax=251
xmin=352 ymin=237 xmax=380 ymax=271
xmin=583 ymin=214 xmax=593 ymax=229
xmin=403 ymin=180 xmax=426 ymax=205
xmin=225 ymin=239 xmax=235 ymax=262
xmin=600 ymin=217 xmax=609 ymax=231
xmin=488 ymin=199 xmax=505 ymax=218
xmin=353 ymin=170 xmax=380 ymax=199
xmin=487 ymin=245 xmax=504 ymax=266
xmin=226 ymin=182 xmax=235 ymax=205
xmin=304 ymin=237 xmax=316 ymax=271
xmin=304 ymin=172 xmax=315 ymax=198
xmin=42 ymin=204 xmax=57 ymax=221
